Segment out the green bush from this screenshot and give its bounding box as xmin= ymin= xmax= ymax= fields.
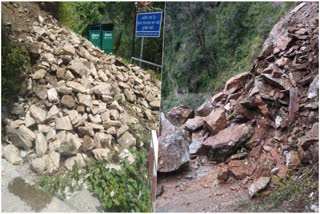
xmin=38 ymin=148 xmax=151 ymax=212
xmin=1 ymin=25 xmax=31 ymax=106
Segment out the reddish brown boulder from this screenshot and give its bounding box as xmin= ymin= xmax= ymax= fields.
xmin=166 ymin=105 xmax=194 ymax=126
xmin=204 ymin=109 xmax=227 ymax=135
xmin=211 ymin=91 xmax=226 ymax=104
xmin=298 ymin=123 xmax=319 ymax=149
xmin=224 ymin=72 xmax=251 ymax=94
xmin=275 ymin=35 xmax=292 ymax=51
xmin=197 ymin=99 xmax=214 ymax=117
xmin=202 ymin=124 xmax=253 ymax=161
xmin=288 ymin=88 xmax=299 ymax=125
xmin=185 ymin=116 xmax=205 ymax=131
xmin=158 ymin=129 xmax=190 ymax=172
xmin=228 ymin=160 xmax=255 ymax=180
xmin=260 ymin=74 xmax=290 ymax=90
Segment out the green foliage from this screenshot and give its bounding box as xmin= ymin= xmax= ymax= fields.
xmin=162 ymin=2 xmax=297 ymax=113
xmin=1 ymin=25 xmax=31 ymax=106
xmin=38 ymin=162 xmax=86 ymax=200
xmin=161 ymin=92 xmax=209 ymax=113
xmin=38 ymin=149 xmax=151 ymax=212
xmin=87 ymin=149 xmax=151 ymax=212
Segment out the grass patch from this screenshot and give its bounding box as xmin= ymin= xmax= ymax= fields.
xmin=236 ymin=164 xmax=319 ymax=212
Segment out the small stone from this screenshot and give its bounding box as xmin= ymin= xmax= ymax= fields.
xmin=35 ymin=132 xmax=48 ymax=157
xmin=31 ymin=155 xmax=48 ymax=173
xmin=47 ymin=105 xmax=59 ymax=120
xmin=56 ymin=116 xmax=73 ymax=130
xmin=117 ymin=132 xmax=136 ymax=149
xmin=46 ymin=151 xmax=60 ymax=173
xmin=82 ymin=135 xmax=95 ymax=151
xmin=3 ymin=144 xmax=23 ymax=165
xmin=149 ymin=100 xmax=160 ymax=110
xmin=117 ymin=125 xmax=129 ymax=138
xmin=30 ymin=105 xmax=47 ymax=123
xmin=248 ymin=177 xmax=270 ymax=197
xmin=34 ymin=85 xmax=47 ymax=100
xmin=47 ymin=88 xmax=59 ymax=103
xmin=92 ymin=148 xmax=111 ymax=161
xmin=64 ymin=153 xmax=86 ymax=170
xmin=77 ymin=93 xmax=92 ymax=107
xmin=66 ymin=81 xmax=87 ymax=93
xmin=61 ymin=95 xmax=76 ymax=108
xmin=31 ymin=69 xmax=47 ymax=79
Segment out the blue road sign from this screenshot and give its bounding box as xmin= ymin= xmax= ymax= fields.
xmin=136 ymin=11 xmax=162 ymax=37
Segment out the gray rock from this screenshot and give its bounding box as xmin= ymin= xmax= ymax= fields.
xmin=18 ymin=125 xmax=36 ymax=141
xmin=94 ymin=132 xmax=112 ymax=148
xmin=3 ymin=144 xmax=23 ymax=165
xmin=48 ymin=139 xmax=61 ymax=152
xmin=30 ymin=105 xmax=47 ymax=123
xmin=308 ymin=75 xmax=319 ymax=99
xmin=66 ymin=81 xmax=88 ymax=93
xmin=6 ymin=127 xmax=33 ymax=150
xmin=67 ymin=58 xmax=89 ymax=77
xmin=46 ymin=151 xmax=60 ymax=173
xmin=35 ymin=132 xmax=48 ymax=157
xmin=47 ymin=88 xmax=59 ymax=103
xmin=46 ymin=127 xmax=56 ymax=142
xmin=117 ymin=125 xmax=129 ymax=138
xmin=149 ymin=100 xmax=160 ymax=110
xmin=31 ymin=155 xmax=48 ymax=173
xmin=64 ymin=153 xmax=86 ymax=170
xmin=91 ymin=83 xmax=112 ymax=95
xmin=68 ymin=110 xmax=81 ymax=125
xmin=34 ymin=85 xmax=48 ymax=100
xmin=82 ymin=135 xmax=95 ymax=151
xmin=31 ymin=69 xmax=47 ymax=80
xmin=248 ymin=177 xmax=270 ymax=197
xmin=61 ymin=95 xmax=76 ymax=108
xmin=158 ymin=129 xmax=190 ymax=172
xmin=77 ymin=93 xmax=92 ymax=107
xmin=25 ymin=111 xmax=36 ymax=127
xmin=117 ymin=131 xmax=136 ymax=149
xmin=56 ymin=116 xmax=73 ymax=130
xmin=92 ymin=148 xmax=111 ymax=161
xmin=47 ymin=105 xmax=59 ymax=120
xmin=124 ymin=89 xmax=136 ymax=103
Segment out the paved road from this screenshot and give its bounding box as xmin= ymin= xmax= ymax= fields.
xmin=1 ymin=159 xmax=101 ymax=212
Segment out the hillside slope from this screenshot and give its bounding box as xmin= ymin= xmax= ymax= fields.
xmin=157 ymin=2 xmax=319 ymax=212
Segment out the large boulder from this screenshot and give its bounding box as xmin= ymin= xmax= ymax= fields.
xmin=166 ymin=105 xmax=194 ymax=126
xmin=202 ymin=124 xmax=253 ymax=161
xmin=158 ymin=129 xmax=190 ymax=172
xmin=224 ymin=72 xmax=251 ymax=94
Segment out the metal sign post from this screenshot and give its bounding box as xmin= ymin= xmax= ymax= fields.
xmin=139 ymin=37 xmax=144 ymax=67
xmin=135 ymin=11 xmax=163 ymax=69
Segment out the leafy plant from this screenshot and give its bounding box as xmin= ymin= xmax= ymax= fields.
xmin=1 ymin=24 xmax=31 ymax=107
xmin=38 ymin=148 xmax=151 ymax=212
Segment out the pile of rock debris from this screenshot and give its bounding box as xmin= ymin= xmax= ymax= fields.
xmin=158 ymin=3 xmax=318 ymax=197
xmin=2 ymin=14 xmax=160 ymax=174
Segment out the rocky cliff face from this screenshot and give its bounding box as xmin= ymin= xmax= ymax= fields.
xmin=158 ymin=2 xmax=318 ymax=198
xmin=2 ymin=8 xmax=160 ymax=174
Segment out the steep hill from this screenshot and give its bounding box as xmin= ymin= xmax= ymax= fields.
xmin=157 ymin=2 xmax=319 ymax=212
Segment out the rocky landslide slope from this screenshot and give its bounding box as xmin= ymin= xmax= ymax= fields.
xmin=2 ymin=4 xmax=160 ymax=174
xmin=158 ymin=2 xmax=318 ymax=198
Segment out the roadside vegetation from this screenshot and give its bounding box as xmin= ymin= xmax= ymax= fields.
xmin=38 ymin=148 xmax=151 ymax=212
xmin=1 ymin=24 xmax=31 ymax=107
